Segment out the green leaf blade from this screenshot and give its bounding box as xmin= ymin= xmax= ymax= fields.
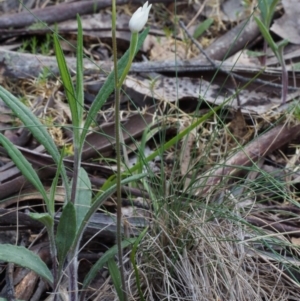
xmin=0 ymin=134 xmax=50 ymax=208
xmin=74 ymin=173 xmax=147 ymax=247
xmin=29 ymin=213 xmax=53 ymax=230
xmin=49 ymin=147 xmax=66 ymax=216
xmin=55 ymin=202 xmax=77 ymax=266
xmin=0 ymin=86 xmax=69 ymax=201
xmin=81 ymin=28 xmax=150 ymax=146
xmin=53 ymin=34 xmax=79 ymax=131
xmin=193 ymin=18 xmax=213 ymax=39
xmin=76 ymin=14 xmax=84 ymax=125
xmin=108 ymin=259 xmax=125 ymax=301
xmin=74 ymin=167 xmax=92 ymax=232
xmin=0 ymin=245 xmax=53 ymax=284
xmin=254 ymin=16 xmax=278 ymax=56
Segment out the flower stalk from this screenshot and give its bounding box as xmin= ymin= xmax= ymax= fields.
xmin=111 ymin=2 xmax=151 ymax=300
xmin=111 ymin=1 xmax=128 ymax=300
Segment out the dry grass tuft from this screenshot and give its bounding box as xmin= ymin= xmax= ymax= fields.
xmin=128 ymin=205 xmax=300 ymax=301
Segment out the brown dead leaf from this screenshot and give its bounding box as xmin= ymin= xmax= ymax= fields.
xmin=150 ymin=37 xmax=187 ymax=61
xmin=0 ymin=114 xmax=13 ymax=123
xmin=196 ymin=0 xmax=249 ymax=23
xmin=178 ymin=119 xmax=198 ymax=189
xmin=125 ymin=75 xmax=298 ymax=115
xmin=58 ymin=13 xmax=131 ymax=44
xmin=228 ymin=108 xmax=250 ymax=144
xmin=291 ymin=237 xmax=300 ymax=246
xmin=221 ymin=0 xmax=249 ymax=22
xmin=15 ymin=270 xmax=40 ymax=300
xmin=271 ymin=0 xmax=300 ymax=44
xmin=225 ymin=50 xmax=261 ymax=66
xmin=180 ymin=132 xmax=195 ymax=189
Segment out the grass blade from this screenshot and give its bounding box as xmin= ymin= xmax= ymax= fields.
xmin=81 ymin=238 xmax=135 ymax=292
xmin=129 ymin=102 xmax=225 ymax=174
xmin=130 ymin=227 xmax=148 ymax=301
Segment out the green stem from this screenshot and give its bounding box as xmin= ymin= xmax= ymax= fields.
xmin=118 ymin=32 xmax=138 ymax=89
xmin=48 ymin=228 xmax=58 ymax=296
xmin=112 ymin=1 xmax=127 ymax=300
xmin=69 ymin=133 xmax=82 ymax=301
xmin=116 ymin=33 xmax=138 ymax=174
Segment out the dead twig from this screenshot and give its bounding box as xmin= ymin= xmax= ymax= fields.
xmin=193 ymin=124 xmax=300 ymax=195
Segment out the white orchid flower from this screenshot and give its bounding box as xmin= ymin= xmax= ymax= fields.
xmin=129 ymin=1 xmax=152 ymax=33
xmin=118 ymin=2 xmax=151 ymax=88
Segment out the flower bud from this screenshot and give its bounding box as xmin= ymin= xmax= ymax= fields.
xmin=129 ymin=1 xmax=152 ymax=33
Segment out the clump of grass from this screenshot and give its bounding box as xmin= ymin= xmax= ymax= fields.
xmin=111 ymin=92 xmax=300 ymax=300
xmin=130 ymin=193 xmax=300 ymax=300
